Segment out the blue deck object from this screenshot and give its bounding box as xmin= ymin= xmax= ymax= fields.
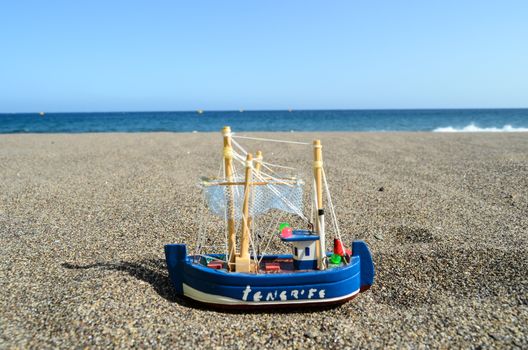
xmin=280 ymin=229 xmax=319 ymax=242
xmin=165 ymin=241 xmax=375 ymax=309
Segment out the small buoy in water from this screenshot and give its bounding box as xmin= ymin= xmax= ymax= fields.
xmin=39 ymin=112 xmax=45 ymax=117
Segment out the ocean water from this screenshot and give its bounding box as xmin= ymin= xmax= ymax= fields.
xmin=1 ymin=109 xmax=527 ymax=133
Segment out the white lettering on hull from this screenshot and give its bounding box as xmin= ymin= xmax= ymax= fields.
xmin=183 ymin=283 xmax=360 ymax=306
xmin=242 ymin=285 xmax=326 ymax=302
xmin=242 ymin=286 xmax=252 ymax=301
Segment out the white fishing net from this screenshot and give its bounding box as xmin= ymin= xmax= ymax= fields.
xmin=202 ymin=177 xmax=305 ymax=220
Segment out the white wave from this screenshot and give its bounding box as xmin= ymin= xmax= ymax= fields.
xmin=433 ymin=123 xmax=528 ymax=132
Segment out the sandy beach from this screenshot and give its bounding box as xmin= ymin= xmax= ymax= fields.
xmin=1 ymin=132 xmax=527 ymax=348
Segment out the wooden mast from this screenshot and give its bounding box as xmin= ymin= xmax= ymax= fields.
xmin=254 ymin=150 xmax=263 ymax=178
xmin=313 ymin=140 xmax=326 ymax=270
xmin=250 ymin=151 xmax=262 ymax=255
xmin=222 ymin=126 xmax=237 ymax=271
xmin=250 ymin=151 xmax=263 ymax=224
xmin=236 ymin=153 xmax=253 ymax=273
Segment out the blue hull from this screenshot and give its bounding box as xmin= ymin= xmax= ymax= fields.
xmin=165 ymin=241 xmax=374 ymax=308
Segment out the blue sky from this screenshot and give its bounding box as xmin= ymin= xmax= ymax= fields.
xmin=1 ymin=1 xmax=527 ymax=112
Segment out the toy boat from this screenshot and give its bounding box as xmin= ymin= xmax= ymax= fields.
xmin=165 ymin=127 xmax=374 ymax=309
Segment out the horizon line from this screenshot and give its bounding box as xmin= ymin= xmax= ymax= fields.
xmin=2 ymin=106 xmax=528 ymax=114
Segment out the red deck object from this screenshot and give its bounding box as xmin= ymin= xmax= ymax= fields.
xmin=265 ymin=262 xmax=281 ymax=272
xmin=207 ymin=261 xmax=224 ymax=269
xmin=281 ymin=227 xmax=293 ymax=238
xmin=334 ymin=238 xmax=346 ymax=256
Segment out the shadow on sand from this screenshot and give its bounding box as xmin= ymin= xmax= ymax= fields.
xmin=61 ymin=258 xmax=345 ymax=314
xmin=62 ymin=259 xmax=187 ymax=303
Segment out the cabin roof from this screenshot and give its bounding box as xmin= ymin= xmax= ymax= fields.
xmin=280 ymin=230 xmax=320 ymax=242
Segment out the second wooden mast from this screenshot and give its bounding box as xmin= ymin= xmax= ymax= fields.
xmin=236 ymin=153 xmax=253 ymax=273
xmin=313 ymin=139 xmax=327 ymax=270
xmin=222 ymin=126 xmax=260 ymax=273
xmin=223 ymin=126 xmax=237 ymax=271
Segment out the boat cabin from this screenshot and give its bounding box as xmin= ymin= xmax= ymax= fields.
xmin=280 ymin=229 xmax=320 ymax=270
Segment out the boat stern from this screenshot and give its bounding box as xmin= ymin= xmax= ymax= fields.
xmin=352 ymin=240 xmax=375 ymax=291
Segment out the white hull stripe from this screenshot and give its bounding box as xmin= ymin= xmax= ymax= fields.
xmin=182 ymin=283 xmax=360 ymax=306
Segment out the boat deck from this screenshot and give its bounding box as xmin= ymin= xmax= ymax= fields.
xmin=194 ymin=255 xmax=344 ymax=274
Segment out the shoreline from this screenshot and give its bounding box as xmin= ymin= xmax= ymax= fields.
xmin=2 ymin=129 xmax=528 ymax=136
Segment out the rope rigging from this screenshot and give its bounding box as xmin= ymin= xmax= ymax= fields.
xmin=195 ymin=134 xmax=345 ymax=270
xmin=232 ymin=134 xmax=311 ymax=145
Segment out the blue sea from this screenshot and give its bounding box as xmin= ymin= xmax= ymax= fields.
xmin=1 ymin=109 xmax=528 ymax=133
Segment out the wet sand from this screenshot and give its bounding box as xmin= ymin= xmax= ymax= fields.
xmin=1 ymin=132 xmax=527 ymax=348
